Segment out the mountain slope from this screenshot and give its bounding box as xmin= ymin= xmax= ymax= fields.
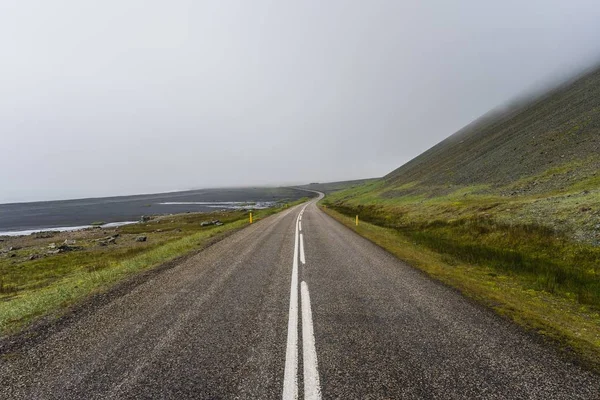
xmin=384 ymin=66 xmax=600 ymax=192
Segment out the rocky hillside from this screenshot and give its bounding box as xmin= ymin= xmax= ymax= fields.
xmin=326 ymin=64 xmax=600 ymax=248
xmin=383 ymin=66 xmax=600 ymax=196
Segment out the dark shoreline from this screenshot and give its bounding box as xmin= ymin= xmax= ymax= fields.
xmin=0 ymin=187 xmax=310 ymax=233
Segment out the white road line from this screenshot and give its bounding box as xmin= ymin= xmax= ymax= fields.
xmin=282 ymin=212 xmax=300 ymax=399
xmin=283 ymin=203 xmax=315 ymax=400
xmin=299 ymin=221 xmax=302 ymax=231
xmin=300 ymin=233 xmax=306 ymax=265
xmin=301 ymin=281 xmax=322 ymax=400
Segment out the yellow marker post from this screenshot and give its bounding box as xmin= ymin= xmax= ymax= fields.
xmin=249 ymin=213 xmax=253 ymax=224
xmin=356 ymin=215 xmax=359 ymax=226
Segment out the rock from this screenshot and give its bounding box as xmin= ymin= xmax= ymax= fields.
xmin=155 ymin=229 xmax=163 ymax=233
xmin=201 ymin=220 xmax=222 ymax=227
xmin=29 ymin=254 xmax=40 ymax=260
xmin=174 ymin=228 xmax=182 ymax=233
xmin=135 ymin=236 xmax=147 ymax=242
xmin=34 ymin=231 xmax=55 ymax=239
xmin=96 ymin=234 xmax=118 ymax=242
xmin=140 ymin=215 xmax=152 ymax=222
xmin=64 ymin=239 xmax=77 ymax=245
xmin=9 ymin=253 xmax=16 ymax=258
xmin=48 ymin=243 xmax=57 ymax=249
xmin=46 ymin=244 xmax=83 ymax=253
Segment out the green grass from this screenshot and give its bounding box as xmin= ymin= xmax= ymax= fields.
xmin=330 ymin=201 xmax=600 ymax=307
xmin=322 ymin=167 xmax=600 ymax=369
xmin=0 ymin=199 xmax=308 ymax=336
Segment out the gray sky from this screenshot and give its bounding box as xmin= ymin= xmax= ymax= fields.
xmin=2 ymin=1 xmax=600 ymax=203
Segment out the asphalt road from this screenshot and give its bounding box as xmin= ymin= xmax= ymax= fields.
xmin=1 ymin=194 xmax=599 ymax=399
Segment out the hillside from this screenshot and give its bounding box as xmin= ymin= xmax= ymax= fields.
xmin=384 ymin=66 xmax=600 ymax=195
xmin=329 ymin=65 xmax=600 ymax=245
xmin=323 ymin=65 xmax=600 ymax=369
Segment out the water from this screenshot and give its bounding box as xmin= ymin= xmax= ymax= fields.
xmin=0 ymin=221 xmax=139 ymax=237
xmin=0 ymin=187 xmax=308 ymax=236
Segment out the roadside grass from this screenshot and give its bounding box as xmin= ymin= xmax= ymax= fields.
xmin=0 ymin=199 xmax=308 ymax=336
xmin=320 ymin=206 xmax=600 ymax=371
xmin=322 ymin=165 xmax=600 ymax=369
xmin=331 ymin=202 xmax=600 ymax=307
xmin=0 ymin=211 xmax=248 ymax=297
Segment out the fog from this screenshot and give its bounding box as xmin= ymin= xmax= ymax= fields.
xmin=2 ymin=1 xmax=600 ymax=203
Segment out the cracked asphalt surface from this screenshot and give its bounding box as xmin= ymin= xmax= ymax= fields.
xmin=1 ymin=197 xmax=599 ymax=399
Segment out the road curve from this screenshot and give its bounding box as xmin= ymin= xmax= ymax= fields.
xmin=1 ymin=194 xmax=598 ymax=399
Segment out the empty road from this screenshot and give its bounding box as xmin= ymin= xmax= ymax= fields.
xmin=1 ymin=194 xmax=599 ymax=399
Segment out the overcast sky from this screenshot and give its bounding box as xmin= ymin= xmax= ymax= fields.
xmin=2 ymin=1 xmax=600 ymax=203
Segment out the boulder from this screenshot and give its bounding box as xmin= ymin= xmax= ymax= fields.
xmin=135 ymin=236 xmax=147 ymax=242
xmin=96 ymin=234 xmax=118 ymax=243
xmin=34 ymin=231 xmax=55 ymax=239
xmin=201 ymin=220 xmax=222 ymax=227
xmin=64 ymin=239 xmax=77 ymax=245
xmin=46 ymin=244 xmax=83 ymax=253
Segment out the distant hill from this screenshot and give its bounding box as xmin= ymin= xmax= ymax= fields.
xmin=298 ymin=178 xmax=379 ymax=194
xmin=383 ymin=65 xmax=600 ymax=195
